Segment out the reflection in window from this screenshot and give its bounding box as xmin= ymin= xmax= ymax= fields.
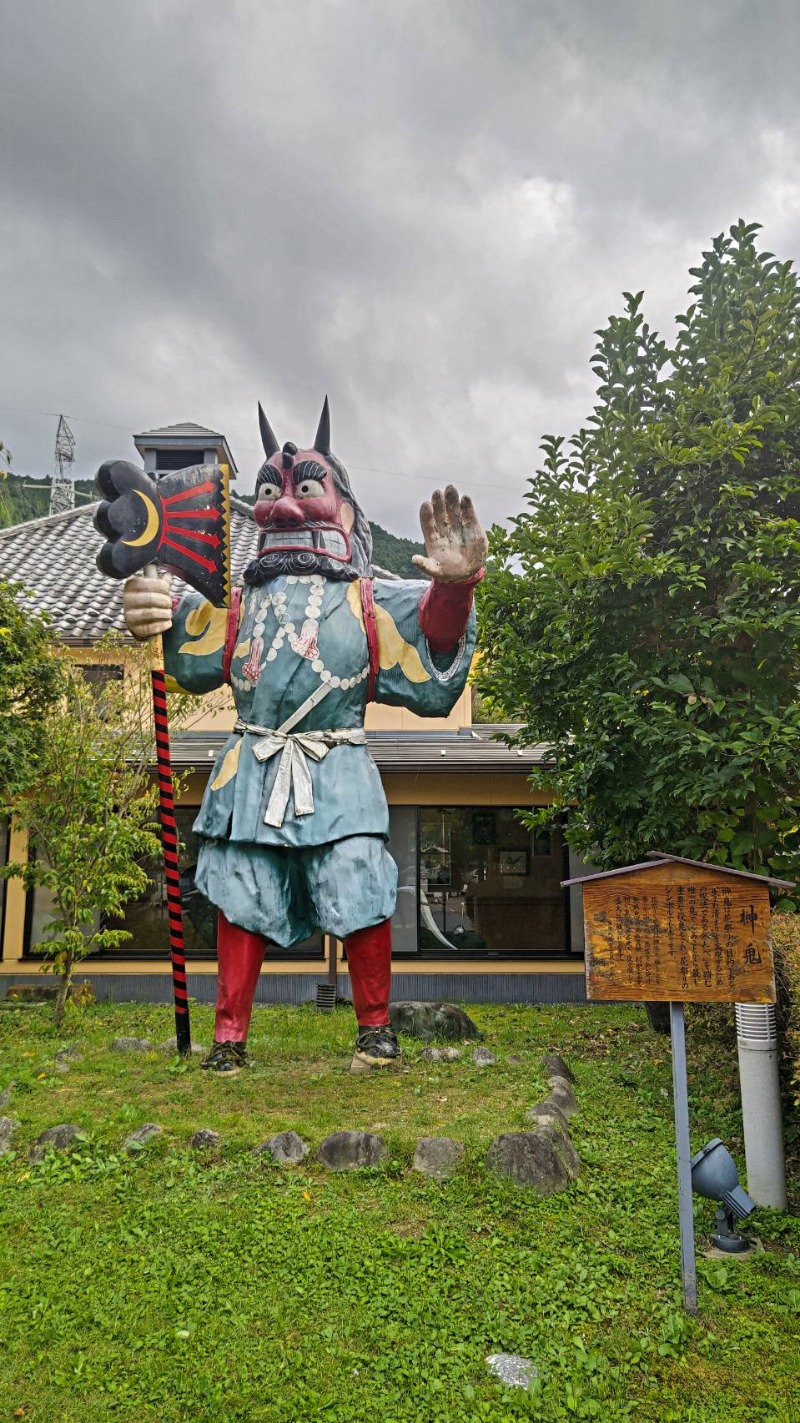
xmin=389 ymin=806 xmax=568 ymax=957
xmin=25 ymin=844 xmax=101 ymax=957
xmin=387 ymin=805 xmax=417 ymax=954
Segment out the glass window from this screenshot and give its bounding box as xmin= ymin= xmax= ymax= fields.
xmin=25 ymin=846 xmax=101 ymax=958
xmin=387 ymin=805 xmax=418 ymax=955
xmin=390 ymin=806 xmax=570 ymax=958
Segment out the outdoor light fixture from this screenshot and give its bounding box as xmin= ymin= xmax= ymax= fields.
xmin=690 ymin=1138 xmax=756 ymax=1254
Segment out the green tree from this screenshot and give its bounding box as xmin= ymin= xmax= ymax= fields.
xmin=0 ymin=651 xmax=164 ymax=1026
xmin=0 ymin=438 xmax=14 ymax=527
xmin=0 ymin=577 xmax=65 ymax=798
xmin=477 ymin=221 xmax=800 ymax=895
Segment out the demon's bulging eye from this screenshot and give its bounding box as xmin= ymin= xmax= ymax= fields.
xmin=294 ymin=460 xmax=327 ymax=498
xmin=258 ymin=480 xmax=281 ymax=501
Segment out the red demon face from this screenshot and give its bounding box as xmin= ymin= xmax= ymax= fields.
xmin=243 ymin=400 xmax=373 ymax=585
xmin=253 ymin=448 xmax=354 ymax=563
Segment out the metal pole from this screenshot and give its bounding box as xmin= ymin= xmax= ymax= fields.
xmin=735 ymin=1003 xmax=787 ymax=1209
xmin=670 ymin=1001 xmax=697 ymax=1314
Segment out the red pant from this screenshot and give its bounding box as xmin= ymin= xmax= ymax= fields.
xmin=214 ymin=911 xmax=392 ymax=1042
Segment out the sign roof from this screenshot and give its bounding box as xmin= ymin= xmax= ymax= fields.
xmin=562 ymin=852 xmax=794 ymax=892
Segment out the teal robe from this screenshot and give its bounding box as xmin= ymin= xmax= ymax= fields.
xmin=162 ymin=574 xmax=475 ymax=944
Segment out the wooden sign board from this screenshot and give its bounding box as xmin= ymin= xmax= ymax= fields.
xmin=576 ymin=860 xmax=776 ymax=1004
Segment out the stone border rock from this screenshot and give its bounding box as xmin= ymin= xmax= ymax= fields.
xmin=487 ymin=1053 xmax=581 ymax=1194
xmin=7 ymin=1048 xmax=578 ymax=1194
xmin=0 ymin=1116 xmax=21 ymax=1156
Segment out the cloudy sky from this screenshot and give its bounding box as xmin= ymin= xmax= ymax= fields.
xmin=2 ymin=0 xmax=800 ymax=537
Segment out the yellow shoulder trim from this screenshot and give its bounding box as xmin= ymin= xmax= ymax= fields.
xmin=179 ymin=601 xmax=228 ymax=658
xmin=210 ymin=738 xmax=241 ymax=791
xmin=346 ymin=580 xmax=429 ymax=684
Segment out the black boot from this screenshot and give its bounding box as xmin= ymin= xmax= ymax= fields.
xmin=351 ymin=1024 xmax=402 ymax=1074
xmin=201 ymin=1040 xmax=250 ymax=1075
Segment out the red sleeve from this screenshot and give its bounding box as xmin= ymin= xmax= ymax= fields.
xmin=418 ymin=569 xmax=484 ymax=653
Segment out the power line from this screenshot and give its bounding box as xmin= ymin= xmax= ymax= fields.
xmin=0 ymin=404 xmax=531 ymax=491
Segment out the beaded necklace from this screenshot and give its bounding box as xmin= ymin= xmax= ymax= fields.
xmin=235 ymin=574 xmax=369 ymax=692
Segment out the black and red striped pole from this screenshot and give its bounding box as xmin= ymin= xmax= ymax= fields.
xmin=94 ymin=460 xmax=232 ymax=1058
xmin=145 ymin=564 xmax=191 ymax=1056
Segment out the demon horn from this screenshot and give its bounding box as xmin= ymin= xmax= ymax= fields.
xmin=258 ymin=402 xmax=280 ymax=458
xmin=313 ymin=395 xmax=331 ymax=454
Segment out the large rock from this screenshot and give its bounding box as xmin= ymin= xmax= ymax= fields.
xmin=161 ymin=1038 xmax=207 ymax=1057
xmin=542 ymin=1052 xmax=575 ymax=1083
xmin=111 ymin=1037 xmax=153 ymax=1053
xmin=317 ymin=1131 xmax=386 ymax=1171
xmin=29 ymin=1123 xmax=86 ymax=1162
xmin=420 ymin=1046 xmax=462 ymax=1063
xmin=412 ymin=1137 xmax=464 ymax=1179
xmin=258 ymin=1130 xmax=309 ymax=1165
xmin=0 ymin=1117 xmax=20 ymax=1155
xmin=545 ymin=1076 xmax=578 ymax=1119
xmin=0 ymin=1082 xmax=15 ymax=1110
xmin=389 ymin=1001 xmax=479 ymax=1042
xmin=524 ymin=1101 xmax=570 ymax=1132
xmin=123 ymin=1124 xmax=162 ymax=1153
xmin=487 ymin=1127 xmax=580 ymax=1194
xmin=644 ymin=1002 xmax=671 ymax=1036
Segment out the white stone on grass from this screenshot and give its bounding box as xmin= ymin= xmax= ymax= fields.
xmin=160 ymin=1038 xmax=207 ymax=1056
xmin=486 ymin=1353 xmax=539 ymax=1389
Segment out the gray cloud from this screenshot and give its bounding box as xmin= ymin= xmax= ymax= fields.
xmin=2 ymin=0 xmax=799 ymax=537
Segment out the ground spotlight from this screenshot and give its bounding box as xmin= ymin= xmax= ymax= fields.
xmin=690 ymin=1138 xmax=756 ymax=1254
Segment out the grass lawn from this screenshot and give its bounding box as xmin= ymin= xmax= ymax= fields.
xmin=1 ymin=999 xmax=799 ymax=1423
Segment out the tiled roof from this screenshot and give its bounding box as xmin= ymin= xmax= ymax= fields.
xmin=0 ymin=499 xmax=260 ymax=644
xmin=0 ymin=503 xmax=402 ymax=643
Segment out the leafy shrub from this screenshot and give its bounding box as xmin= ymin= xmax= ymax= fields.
xmin=773 ymin=913 xmax=800 ymax=1108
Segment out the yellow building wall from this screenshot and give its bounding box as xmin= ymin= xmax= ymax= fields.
xmin=0 ymin=653 xmax=580 ymax=981
xmin=181 ymin=683 xmax=473 ymax=733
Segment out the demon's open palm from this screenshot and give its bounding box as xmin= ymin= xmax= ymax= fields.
xmin=412 ymin=485 xmax=488 ymax=583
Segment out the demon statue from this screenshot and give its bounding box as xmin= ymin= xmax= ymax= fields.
xmin=122 ymin=399 xmax=487 ymax=1074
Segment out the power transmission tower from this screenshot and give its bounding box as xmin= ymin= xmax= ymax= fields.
xmin=50 ymin=415 xmax=76 ymax=515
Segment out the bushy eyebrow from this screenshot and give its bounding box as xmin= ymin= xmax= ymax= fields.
xmin=293 ymin=460 xmax=328 ymax=485
xmin=256 ymin=464 xmax=282 ymax=489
